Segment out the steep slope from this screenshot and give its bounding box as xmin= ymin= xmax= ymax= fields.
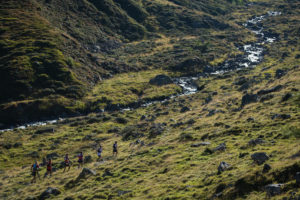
xmin=0 ymin=0 xmax=251 ymax=126
xmin=0 ymin=0 xmax=299 ymax=199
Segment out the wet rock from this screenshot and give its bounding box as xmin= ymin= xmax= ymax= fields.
xmin=84 ymin=156 xmax=92 ymax=163
xmin=180 ymin=106 xmax=190 ymax=113
xmin=275 ymin=69 xmax=286 ymax=79
xmin=218 ymin=161 xmax=231 ymax=174
xmin=271 ymin=114 xmax=291 ymax=120
xmin=77 ymin=168 xmax=96 ymax=180
xmin=35 ymin=127 xmax=55 ymax=135
xmin=265 ymin=184 xmax=283 ymax=196
xmin=262 ymin=164 xmax=271 ymax=173
xmin=251 ymin=152 xmax=269 ymax=165
xmin=191 ymin=142 xmax=211 ymax=147
xmin=39 ymin=187 xmax=61 ymax=200
xmin=281 ymin=93 xmax=292 ymax=102
xmin=241 ymin=93 xmax=258 ymax=107
xmin=248 ymin=138 xmax=265 ymax=146
xmin=257 ymin=85 xmax=282 ymax=96
xmin=149 ymin=74 xmax=172 ymax=86
xmin=296 ymin=172 xmax=300 ymax=185
xmin=117 ymin=190 xmax=132 ymax=196
xmin=214 ymin=143 xmax=226 ymax=152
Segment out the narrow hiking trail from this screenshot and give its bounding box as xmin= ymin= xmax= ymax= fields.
xmin=0 ymin=11 xmax=281 ymax=132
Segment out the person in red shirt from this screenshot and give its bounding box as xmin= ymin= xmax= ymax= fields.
xmin=45 ymin=159 xmax=52 ymax=178
xmin=63 ymin=154 xmax=71 ymax=172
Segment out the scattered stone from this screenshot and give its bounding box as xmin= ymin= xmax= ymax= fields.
xmin=77 ymin=168 xmax=96 ymax=180
xmin=103 ymin=169 xmax=113 ymax=177
xmin=281 ymin=93 xmax=292 ymax=102
xmin=140 ymin=115 xmax=146 ymax=120
xmin=257 ymin=85 xmax=282 ymax=96
xmin=191 ymin=142 xmax=211 ymax=147
xmin=262 ymin=164 xmax=271 ymax=173
xmin=251 ymin=152 xmax=269 ymax=165
xmin=234 ymin=76 xmax=248 ymax=85
xmin=180 ymin=106 xmax=190 ymax=113
xmin=39 ymin=187 xmax=61 ymax=200
xmin=117 ymin=190 xmax=132 ymax=196
xmin=28 ymin=151 xmax=40 ymax=158
xmin=148 ymin=123 xmax=165 ymax=138
xmin=46 ymin=153 xmax=59 ymax=159
xmin=248 ymin=138 xmax=265 ymax=146
xmin=84 ymin=156 xmax=92 ymax=163
xmin=239 ymin=152 xmax=248 ymax=158
xmin=265 ymin=184 xmax=283 ymax=196
xmin=115 ymin=117 xmax=127 ymax=124
xmin=296 ymin=172 xmax=300 ymax=185
xmin=35 ymin=127 xmax=55 ymax=135
xmin=247 ymin=117 xmax=254 ymax=122
xmin=13 ymin=142 xmax=22 ymax=148
xmin=186 ymin=119 xmax=196 ymax=125
xmin=206 ymin=109 xmax=225 ymax=117
xmin=259 ymin=94 xmax=274 ymax=102
xmin=149 ymin=74 xmax=173 ymax=86
xmin=218 ymin=162 xmax=231 ymax=174
xmin=271 ymin=114 xmax=291 ymax=120
xmin=241 ymin=93 xmax=258 ymax=107
xmin=275 ymin=69 xmax=286 ymax=79
xmin=214 ymin=143 xmax=226 ymax=152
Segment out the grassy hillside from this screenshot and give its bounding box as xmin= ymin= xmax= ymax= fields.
xmin=0 ymin=0 xmax=252 ymax=126
xmin=0 ymin=0 xmax=299 ymax=199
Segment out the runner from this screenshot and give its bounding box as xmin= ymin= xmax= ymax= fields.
xmin=44 ymin=158 xmax=52 ymax=178
xmin=78 ymin=152 xmax=83 ymax=168
xmin=113 ymin=141 xmax=118 ymax=157
xmin=31 ymin=161 xmax=40 ymax=183
xmin=63 ymin=154 xmax=71 ymax=172
xmin=97 ymin=145 xmax=103 ymax=161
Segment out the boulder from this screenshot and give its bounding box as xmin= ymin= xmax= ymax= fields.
xmin=117 ymin=190 xmax=132 ymax=196
xmin=281 ymin=93 xmax=292 ymax=102
xmin=241 ymin=93 xmax=258 ymax=107
xmin=248 ymin=138 xmax=265 ymax=146
xmin=214 ymin=143 xmax=226 ymax=152
xmin=190 ymin=142 xmax=211 ymax=147
xmin=46 ymin=153 xmax=59 ymax=159
xmin=271 ymin=114 xmax=291 ymax=120
xmin=265 ymin=184 xmax=283 ymax=196
xmin=84 ymin=156 xmax=92 ymax=163
xmin=262 ymin=164 xmax=271 ymax=173
xmin=35 ymin=127 xmax=55 ymax=135
xmin=148 ymin=123 xmax=165 ymax=138
xmin=257 ymin=85 xmax=282 ymax=96
xmin=149 ymin=75 xmax=173 ymax=86
xmin=275 ymin=69 xmax=286 ymax=79
xmin=180 ymin=106 xmax=190 ymax=113
xmin=39 ymin=187 xmax=61 ymax=200
xmin=296 ymin=172 xmax=300 ymax=185
xmin=251 ymin=152 xmax=269 ymax=165
xmin=218 ymin=162 xmax=231 ymax=174
xmin=77 ymin=168 xmax=96 ymax=180
xmin=103 ymin=169 xmax=113 ymax=177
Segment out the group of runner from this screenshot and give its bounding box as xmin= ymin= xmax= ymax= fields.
xmin=30 ymin=141 xmax=118 ymax=183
